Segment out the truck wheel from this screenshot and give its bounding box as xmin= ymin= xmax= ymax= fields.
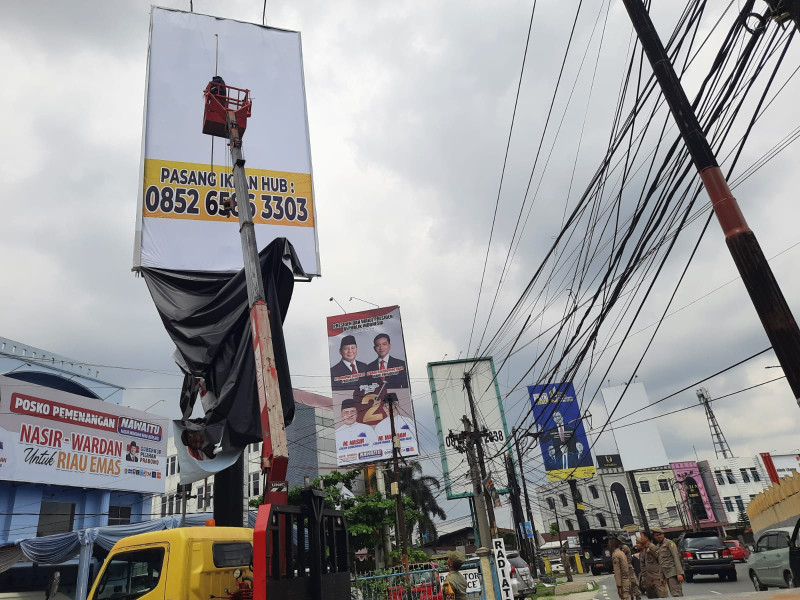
xmin=750 ymin=571 xmax=767 ymax=591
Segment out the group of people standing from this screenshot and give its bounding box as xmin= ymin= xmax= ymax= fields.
xmin=611 ymin=527 xmax=685 ymax=599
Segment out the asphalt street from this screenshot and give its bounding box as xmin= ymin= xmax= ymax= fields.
xmin=583 ymin=561 xmax=786 ymax=600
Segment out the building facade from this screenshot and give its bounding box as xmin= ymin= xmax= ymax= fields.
xmin=698 ymin=456 xmax=770 ymax=528
xmin=153 ymin=390 xmax=336 ymax=518
xmin=0 ymin=337 xmax=152 ymax=545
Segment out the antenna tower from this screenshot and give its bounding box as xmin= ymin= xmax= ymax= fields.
xmin=696 ymin=387 xmax=733 ymax=459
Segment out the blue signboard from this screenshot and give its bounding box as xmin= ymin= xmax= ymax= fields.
xmin=528 ymin=382 xmax=595 ymax=481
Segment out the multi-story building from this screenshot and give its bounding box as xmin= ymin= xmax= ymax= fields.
xmin=698 ymin=456 xmax=769 ymax=529
xmin=154 ymin=389 xmax=336 ymax=518
xmin=0 ymin=337 xmax=152 ymax=545
xmin=628 ymin=466 xmax=684 ymax=531
xmin=537 ymin=475 xmax=635 ymax=534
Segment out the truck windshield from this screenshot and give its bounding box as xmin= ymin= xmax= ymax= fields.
xmin=94 ymin=547 xmax=165 ymax=600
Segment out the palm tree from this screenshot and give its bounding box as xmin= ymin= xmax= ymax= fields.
xmin=393 ymin=460 xmax=447 ymax=549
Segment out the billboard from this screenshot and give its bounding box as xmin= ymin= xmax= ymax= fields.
xmin=598 ymin=382 xmax=669 ymax=471
xmin=528 ymin=382 xmax=595 ymax=481
xmin=0 ymin=375 xmax=167 ymax=494
xmin=327 ymin=306 xmax=418 ymax=466
xmin=134 ymin=8 xmax=320 ymax=274
xmin=428 ymin=358 xmax=511 ymax=499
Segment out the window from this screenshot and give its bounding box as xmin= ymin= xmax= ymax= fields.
xmin=725 ymin=469 xmax=736 ymax=484
xmin=724 ymin=497 xmax=734 ymax=512
xmin=197 ymin=486 xmax=205 ymax=510
xmin=715 ymin=470 xmax=725 ymax=485
xmin=547 ymin=497 xmax=556 ymax=510
xmin=96 ymin=547 xmax=165 ymax=600
xmin=167 ymin=456 xmax=176 ymax=476
xmin=658 ymin=478 xmax=670 ymax=491
xmin=175 ymin=493 xmax=182 ymax=516
xmin=589 ymin=485 xmax=599 ymax=499
xmin=740 ymin=469 xmax=750 ymax=483
xmin=666 ymin=505 xmax=679 ymax=520
xmin=249 ymin=442 xmax=260 ymax=454
xmin=756 ymin=534 xmax=770 ymax=553
xmin=750 ymin=468 xmax=761 ymax=482
xmin=559 ymin=494 xmax=568 ymax=507
xmin=750 ymin=494 xmax=757 ymax=500
xmin=108 ymin=506 xmax=132 ymax=526
xmin=37 ymin=501 xmax=76 ymax=537
xmin=734 ymin=496 xmax=745 ymax=512
xmin=167 ymin=495 xmax=174 ymax=516
xmin=250 ymin=472 xmax=260 ymax=498
xmin=639 ymin=479 xmax=651 ymax=493
xmin=596 ymin=513 xmax=606 ymax=527
xmin=160 ymin=496 xmax=167 ymax=518
xmin=647 ymin=507 xmax=659 ymax=521
xmin=565 ymin=519 xmax=574 ymax=531
xmin=212 ymin=542 xmax=252 ymax=567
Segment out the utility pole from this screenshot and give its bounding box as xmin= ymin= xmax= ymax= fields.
xmin=463 ymin=373 xmax=498 ymax=537
xmin=504 ymin=452 xmax=536 ymax=575
xmin=374 ymin=464 xmax=392 ymax=568
xmin=552 ymin=503 xmax=572 ymax=582
xmin=567 ymin=479 xmax=590 ymax=532
xmin=621 ymin=0 xmax=800 ymax=404
xmin=386 ymin=393 xmax=407 ymax=565
xmin=512 ymin=429 xmax=542 ymax=576
xmin=448 ymin=416 xmax=498 ymax=600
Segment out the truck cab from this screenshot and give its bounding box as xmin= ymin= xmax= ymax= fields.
xmin=87 ymin=527 xmax=253 ymax=600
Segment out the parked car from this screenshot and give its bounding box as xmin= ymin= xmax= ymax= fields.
xmin=677 ymin=531 xmax=737 ymax=582
xmin=506 ymin=552 xmax=535 ymax=598
xmin=748 ymin=527 xmax=796 ymax=591
xmin=725 ymin=540 xmax=751 ymax=562
xmin=548 ymin=558 xmax=565 ymax=575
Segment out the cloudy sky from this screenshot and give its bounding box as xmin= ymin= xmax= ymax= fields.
xmin=3 ymin=0 xmax=800 ymax=530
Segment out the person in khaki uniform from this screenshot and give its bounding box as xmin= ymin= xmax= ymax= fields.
xmin=638 ymin=531 xmax=668 ymax=598
xmin=652 ymin=528 xmax=684 ymax=597
xmin=620 ymin=538 xmax=642 ymax=600
xmin=610 ymin=536 xmax=632 ymax=600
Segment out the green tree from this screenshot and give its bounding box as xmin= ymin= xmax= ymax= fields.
xmin=550 ymin=522 xmax=560 ymax=537
xmin=737 ymin=509 xmax=751 ymax=529
xmin=392 ymin=461 xmax=447 ymax=549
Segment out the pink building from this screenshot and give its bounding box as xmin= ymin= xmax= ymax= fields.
xmin=670 ymin=461 xmax=716 ymax=526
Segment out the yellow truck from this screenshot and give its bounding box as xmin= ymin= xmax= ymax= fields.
xmin=86 ymin=526 xmax=253 ymax=600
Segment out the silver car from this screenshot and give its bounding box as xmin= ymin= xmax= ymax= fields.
xmin=749 ymin=527 xmax=795 ymax=590
xmin=507 ymin=552 xmax=535 ymax=598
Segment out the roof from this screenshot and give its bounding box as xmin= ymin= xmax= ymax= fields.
xmin=110 ymin=526 xmax=252 ymax=550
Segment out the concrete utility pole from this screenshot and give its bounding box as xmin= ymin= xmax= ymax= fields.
xmin=386 ymin=393 xmax=407 ymax=565
xmin=463 ymin=373 xmax=498 ymax=537
xmin=448 ymin=417 xmax=498 ymax=600
xmin=374 ymin=464 xmax=392 ymax=568
xmin=621 ymin=0 xmax=800 ymax=404
xmin=512 ymin=429 xmax=543 ymax=576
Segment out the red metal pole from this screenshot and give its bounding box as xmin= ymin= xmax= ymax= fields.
xmin=622 ymin=0 xmax=800 ymax=404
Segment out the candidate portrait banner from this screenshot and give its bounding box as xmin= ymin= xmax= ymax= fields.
xmin=134 ymin=7 xmax=320 ymax=275
xmin=327 ymin=306 xmax=419 ymax=467
xmin=0 ymin=375 xmax=167 ymax=494
xmin=528 ymin=382 xmax=595 ymax=481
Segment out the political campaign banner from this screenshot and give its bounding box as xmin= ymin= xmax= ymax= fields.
xmin=327 ymin=306 xmax=418 ymax=466
xmin=428 ymin=357 xmax=511 ymax=499
xmin=528 ymin=382 xmax=595 ymax=481
xmin=0 ymin=375 xmax=167 ymax=494
xmin=134 ymin=7 xmax=320 ymax=274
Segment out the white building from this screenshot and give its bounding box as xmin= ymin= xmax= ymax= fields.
xmin=698 ymin=456 xmax=769 ymax=526
xmin=154 ymin=390 xmax=336 ymax=518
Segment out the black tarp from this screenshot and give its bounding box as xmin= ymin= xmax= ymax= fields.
xmin=141 ymin=238 xmax=305 ymax=450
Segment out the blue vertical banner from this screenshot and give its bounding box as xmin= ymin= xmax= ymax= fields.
xmin=528 ymin=382 xmax=595 ymax=481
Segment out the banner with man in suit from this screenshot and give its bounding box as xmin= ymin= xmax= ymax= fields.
xmin=529 ymin=382 xmax=596 ymax=481
xmin=327 ymin=306 xmax=419 ymax=466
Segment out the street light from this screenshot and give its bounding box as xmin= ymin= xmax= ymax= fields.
xmin=144 ymin=399 xmax=166 ymax=412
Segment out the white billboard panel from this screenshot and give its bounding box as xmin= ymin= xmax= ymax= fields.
xmin=599 ymin=382 xmax=669 ymax=471
xmin=0 ymin=376 xmax=167 ymax=494
xmin=428 ymin=358 xmax=510 ymax=499
xmin=134 ymin=8 xmax=320 ymax=274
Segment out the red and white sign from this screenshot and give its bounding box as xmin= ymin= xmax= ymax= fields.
xmin=0 ymin=376 xmax=167 ymax=494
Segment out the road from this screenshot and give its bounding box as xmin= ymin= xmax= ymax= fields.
xmin=681 ymin=561 xmax=754 ymax=596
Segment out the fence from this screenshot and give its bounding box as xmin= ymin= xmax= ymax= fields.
xmin=351 ymin=562 xmax=486 ymax=600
